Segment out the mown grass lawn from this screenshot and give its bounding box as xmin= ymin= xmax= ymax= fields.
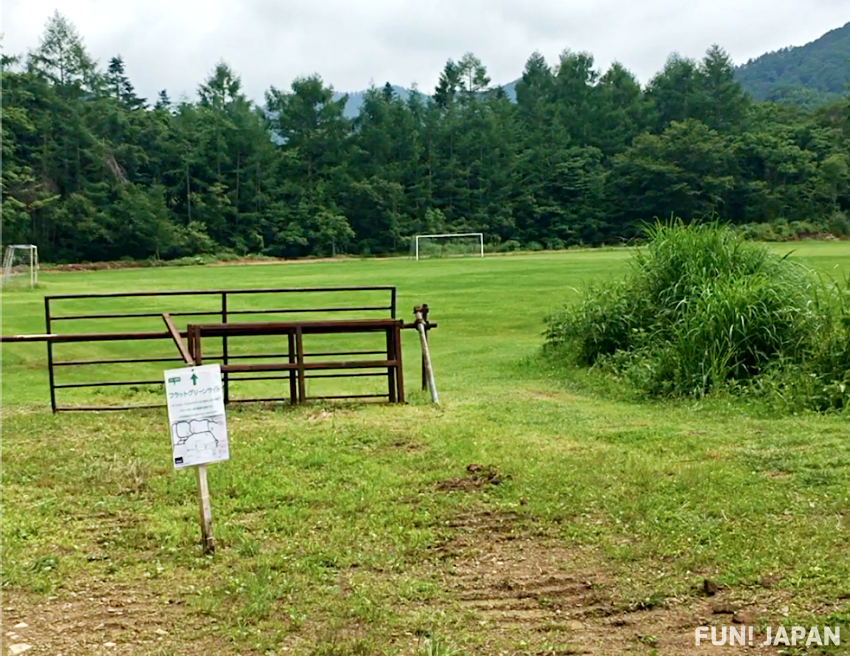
xmin=2 ymin=245 xmax=850 ymax=655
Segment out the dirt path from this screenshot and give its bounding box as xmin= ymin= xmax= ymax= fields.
xmin=429 ymin=508 xmax=781 ymax=655
xmin=0 ymin=508 xmax=798 ymax=655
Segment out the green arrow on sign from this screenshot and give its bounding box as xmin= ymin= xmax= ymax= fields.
xmin=191 ymin=373 xmax=198 ymax=386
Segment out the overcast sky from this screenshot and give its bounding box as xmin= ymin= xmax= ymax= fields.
xmin=3 ymin=0 xmax=848 ymax=104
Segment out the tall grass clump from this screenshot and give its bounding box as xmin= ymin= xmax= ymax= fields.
xmin=544 ymin=219 xmax=850 ymax=410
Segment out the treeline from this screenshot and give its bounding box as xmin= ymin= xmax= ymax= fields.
xmin=2 ymin=12 xmax=849 ymax=263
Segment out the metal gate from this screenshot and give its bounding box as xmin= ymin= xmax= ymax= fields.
xmin=42 ymin=286 xmax=399 ymax=411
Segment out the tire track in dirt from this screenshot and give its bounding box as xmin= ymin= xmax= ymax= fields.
xmin=432 ymin=508 xmax=780 ymax=655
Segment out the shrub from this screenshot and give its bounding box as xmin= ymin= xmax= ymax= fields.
xmin=738 ymin=222 xmax=778 ymax=241
xmin=738 ymin=219 xmax=830 ymax=242
xmin=827 ymin=211 xmax=850 ymax=238
xmin=544 ymin=219 xmax=850 ymax=408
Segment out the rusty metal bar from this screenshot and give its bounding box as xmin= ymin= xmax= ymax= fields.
xmin=222 ymin=359 xmax=396 ymax=373
xmin=215 ymin=306 xmax=393 ymax=316
xmin=51 ymin=310 xmax=223 ymax=321
xmin=53 ymin=355 xmax=191 ymax=366
xmin=191 ymin=325 xmax=203 ymax=365
xmin=386 ymin=327 xmax=396 ymax=403
xmin=226 ymin=372 xmax=385 ymax=382
xmin=55 ymin=393 xmax=391 ymax=411
xmin=46 ymin=350 xmax=387 ymax=366
xmin=308 ymin=394 xmax=388 ymax=400
xmin=56 ymin=404 xmax=166 ymax=412
xmin=302 ymin=350 xmax=386 ymax=358
xmin=222 ymin=350 xmax=386 ymax=360
xmin=306 ymin=372 xmax=387 ymax=380
xmin=186 ymin=328 xmax=195 ymax=364
xmin=0 ymin=328 xmax=426 ymax=344
xmin=184 ymin=351 xmax=286 ymax=361
xmin=54 ymin=379 xmax=164 ymax=388
xmin=45 ymin=285 xmax=396 ymax=300
xmin=395 ymin=320 xmax=405 ymax=403
xmin=162 ymin=313 xmax=194 ymax=365
xmin=193 ymin=318 xmax=401 ymax=336
xmin=287 ymin=333 xmax=297 ymax=404
xmin=47 ymin=350 xmax=386 ymax=363
xmin=228 ymin=395 xmax=386 ymax=403
xmin=59 ymin=398 xmax=312 ymax=409
xmin=295 ymin=326 xmax=306 ymax=402
xmin=0 ymin=330 xmax=187 ymax=343
xmin=224 ymin=375 xmax=293 ymax=383
xmin=45 ymin=297 xmax=56 ymax=413
xmin=223 ymin=363 xmax=298 ymax=373
xmin=419 ymin=305 xmax=430 ymax=391
xmin=221 ymin=292 xmax=229 ymax=405
xmin=301 ymin=360 xmax=399 ymax=370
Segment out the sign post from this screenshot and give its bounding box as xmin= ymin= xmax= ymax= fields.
xmin=164 ymin=364 xmax=229 ymax=553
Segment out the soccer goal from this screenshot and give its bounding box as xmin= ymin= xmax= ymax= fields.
xmin=2 ymin=245 xmax=39 ymax=288
xmin=414 ymin=233 xmax=484 ymax=260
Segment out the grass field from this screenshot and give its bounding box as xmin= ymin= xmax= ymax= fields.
xmin=2 ymin=244 xmax=850 ymax=655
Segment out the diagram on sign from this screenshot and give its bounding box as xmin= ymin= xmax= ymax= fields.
xmin=170 ymin=414 xmax=225 ymax=448
xmin=164 ymin=364 xmax=230 ymax=469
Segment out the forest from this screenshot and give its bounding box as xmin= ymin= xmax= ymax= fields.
xmin=2 ymin=12 xmax=849 ymax=263
xmin=735 ymin=21 xmax=850 ymax=109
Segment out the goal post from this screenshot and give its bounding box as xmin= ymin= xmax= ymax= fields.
xmin=2 ymin=245 xmax=39 ymax=288
xmin=414 ymin=233 xmax=484 ymax=261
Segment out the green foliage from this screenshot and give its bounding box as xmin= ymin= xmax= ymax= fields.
xmin=736 ymin=22 xmax=850 ymax=106
xmin=609 ymin=119 xmax=735 ymax=229
xmin=2 ymin=14 xmax=849 ymax=263
xmin=417 ymin=637 xmax=464 ymax=656
xmin=737 ymin=218 xmax=827 ymax=241
xmin=828 ymin=211 xmax=850 ymax=237
xmin=544 ymin=220 xmax=850 ymax=408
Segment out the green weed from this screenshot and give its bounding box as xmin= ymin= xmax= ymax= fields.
xmin=545 ymin=219 xmax=850 ymax=408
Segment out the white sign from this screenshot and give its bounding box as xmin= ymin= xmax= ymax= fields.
xmin=164 ymin=364 xmax=229 ymax=469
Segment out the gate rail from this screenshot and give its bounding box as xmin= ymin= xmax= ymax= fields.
xmin=38 ymin=286 xmax=398 ymax=411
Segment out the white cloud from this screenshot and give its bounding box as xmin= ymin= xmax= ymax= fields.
xmin=2 ymin=0 xmax=847 ymax=104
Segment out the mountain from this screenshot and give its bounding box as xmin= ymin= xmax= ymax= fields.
xmin=735 ymin=22 xmax=850 ymax=108
xmin=330 ymin=23 xmax=849 ymax=117
xmin=332 ymin=82 xmax=518 ymax=118
xmin=332 ymin=85 xmax=411 ymax=118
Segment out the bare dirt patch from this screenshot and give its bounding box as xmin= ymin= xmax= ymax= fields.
xmin=429 ymin=509 xmax=782 ymax=655
xmin=435 ymin=464 xmax=507 ymax=492
xmin=1 ymin=584 xmax=217 ymax=656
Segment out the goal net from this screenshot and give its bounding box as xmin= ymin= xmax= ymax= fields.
xmin=414 ymin=233 xmax=484 ymax=260
xmin=2 ymin=245 xmax=39 ymax=288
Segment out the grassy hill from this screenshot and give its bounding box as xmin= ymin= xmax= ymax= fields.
xmin=735 ymin=22 xmax=850 ymax=108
